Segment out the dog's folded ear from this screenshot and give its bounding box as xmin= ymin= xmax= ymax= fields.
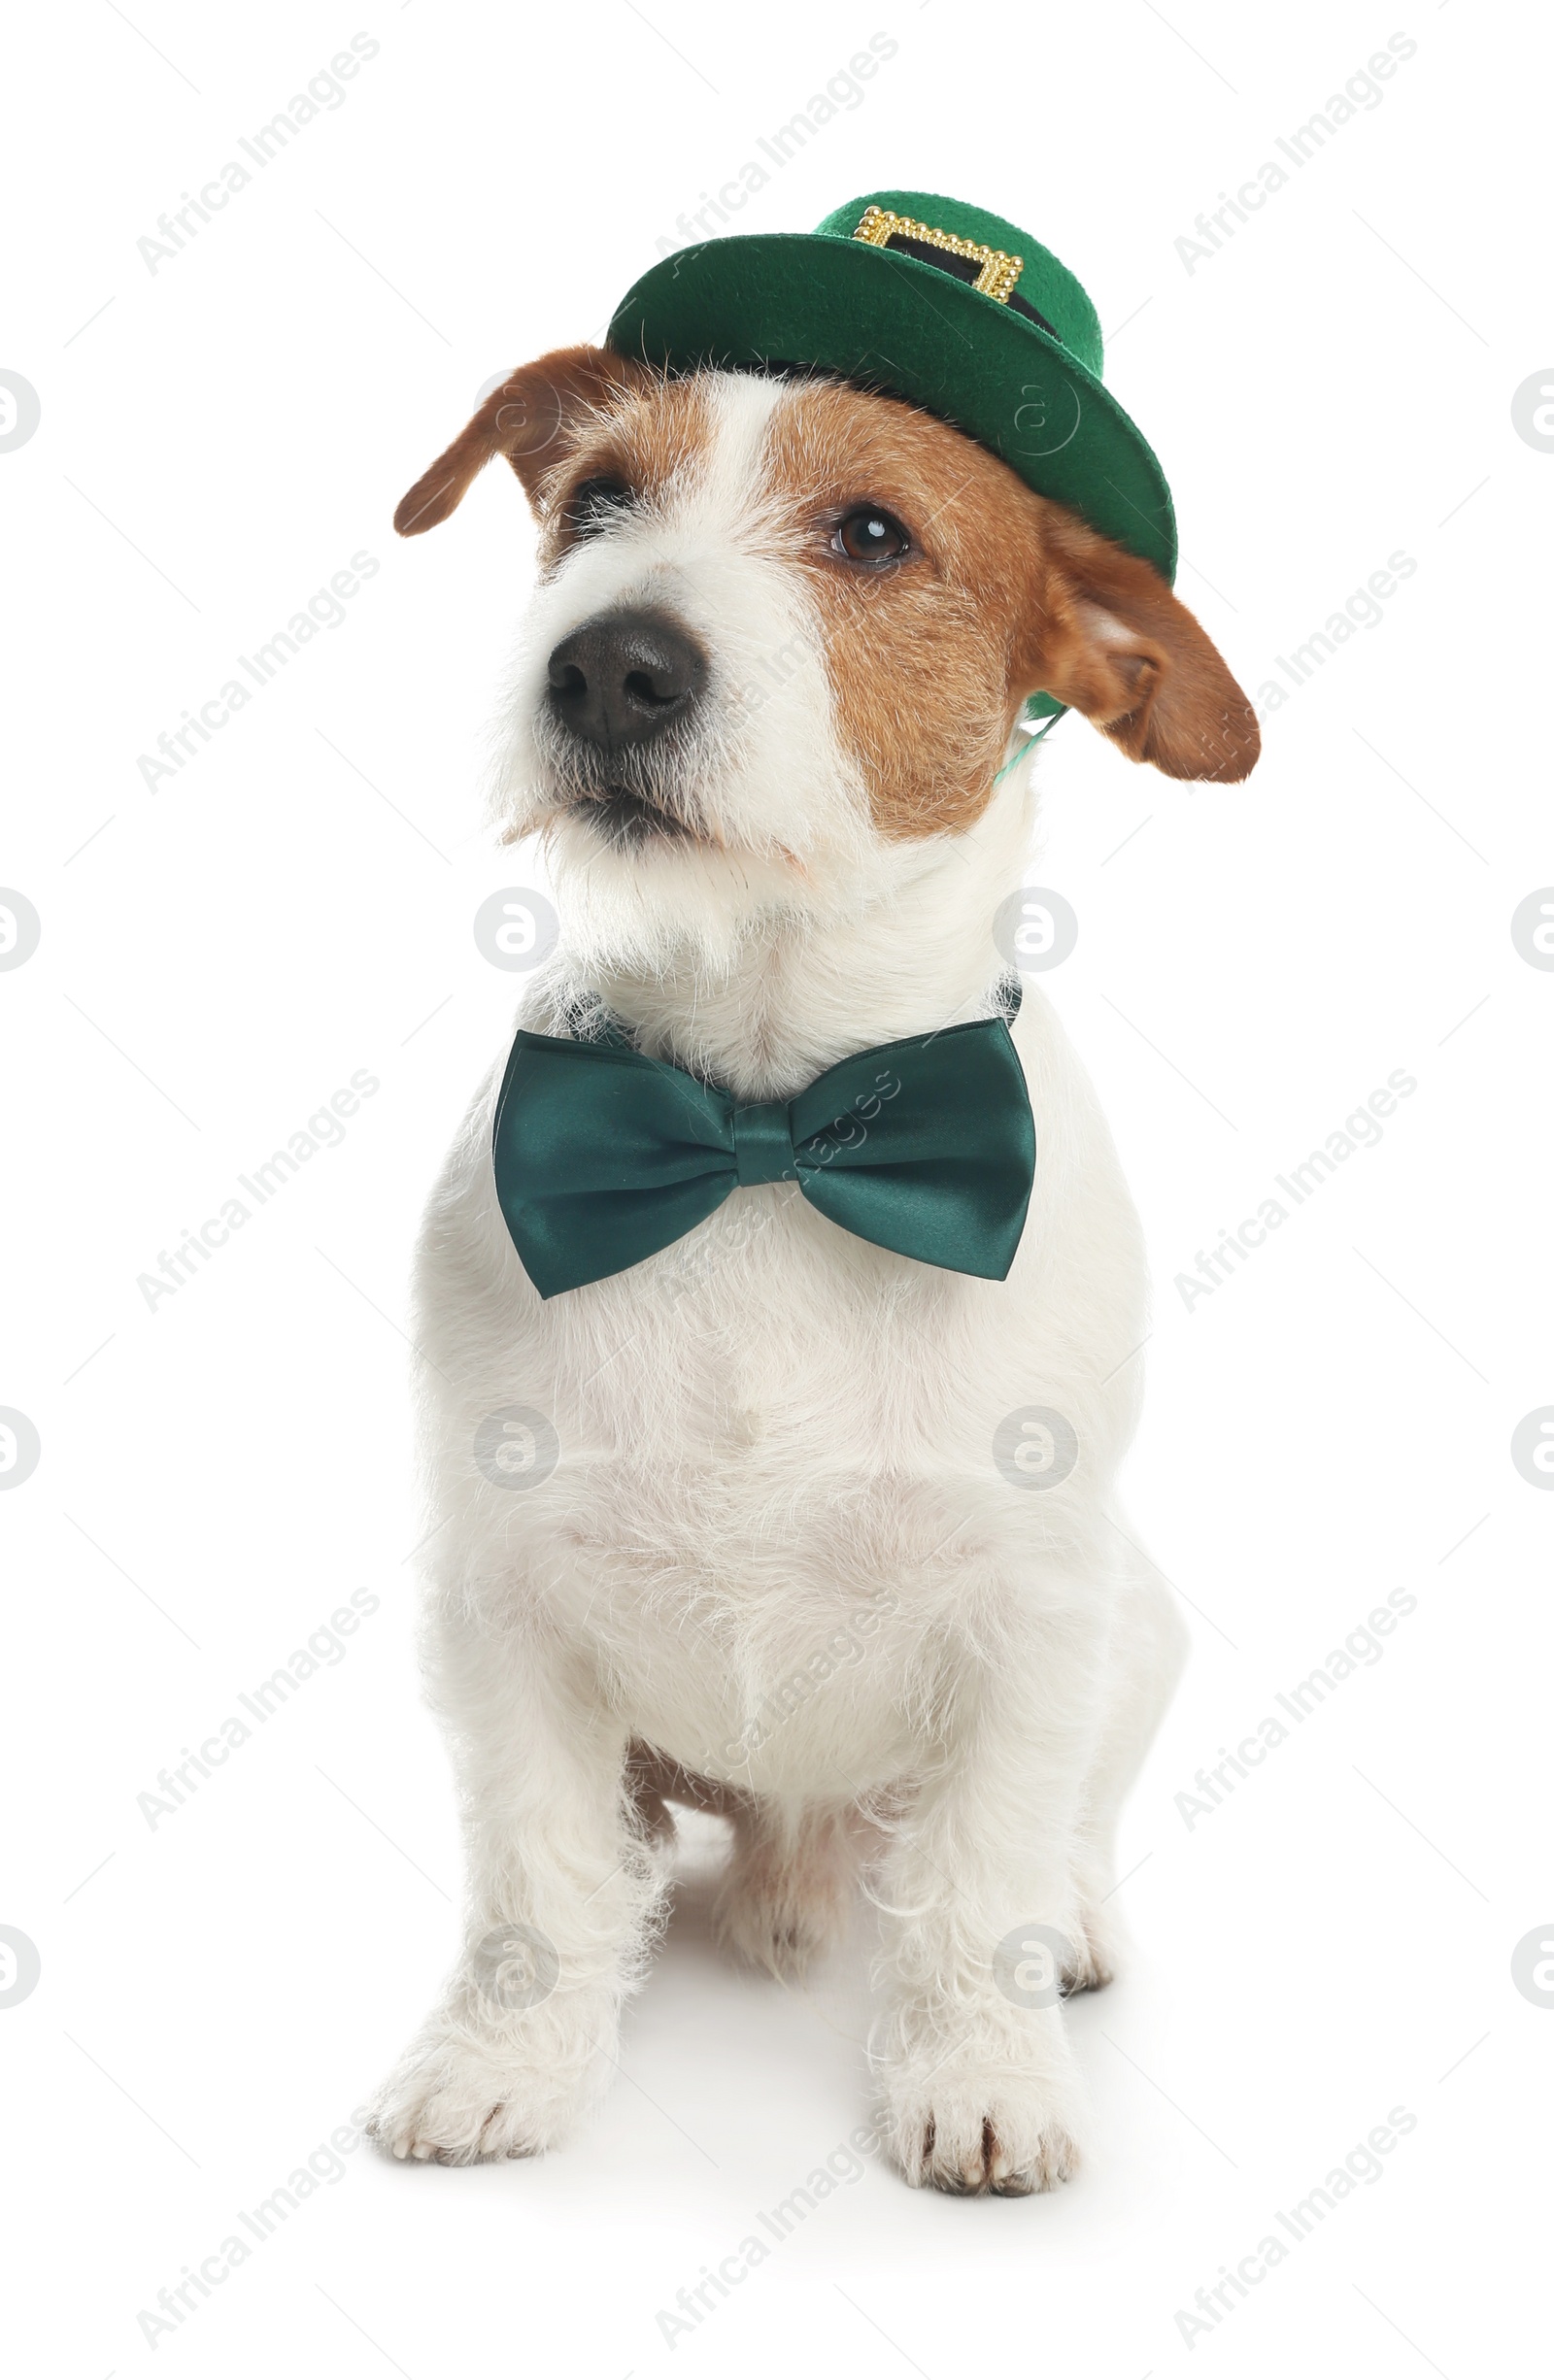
xmin=1023 ymin=508 xmax=1261 ymax=783
xmin=393 ymin=345 xmax=649 ymax=536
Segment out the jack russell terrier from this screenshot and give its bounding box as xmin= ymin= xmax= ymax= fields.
xmin=368 ymin=192 xmax=1259 ymax=2194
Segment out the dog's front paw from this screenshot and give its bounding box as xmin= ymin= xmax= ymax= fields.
xmin=368 ymin=2001 xmax=610 ymax=2165
xmin=880 ymin=2017 xmax=1085 ymax=2196
xmin=888 ymin=2072 xmax=1080 ymax=2196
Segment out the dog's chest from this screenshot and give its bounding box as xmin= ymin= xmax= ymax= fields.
xmin=546 ymin=1189 xmax=1010 ymax=1494
xmin=431 ymin=1028 xmax=1143 ymax=1542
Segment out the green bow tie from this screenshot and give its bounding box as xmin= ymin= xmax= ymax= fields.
xmin=491 ymin=994 xmax=1035 ymax=1298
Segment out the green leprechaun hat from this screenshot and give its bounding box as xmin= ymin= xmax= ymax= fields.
xmin=607 ymin=188 xmax=1178 ymax=596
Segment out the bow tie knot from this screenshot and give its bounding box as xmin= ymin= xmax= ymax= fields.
xmin=731 ymin=1101 xmax=796 ymax=1188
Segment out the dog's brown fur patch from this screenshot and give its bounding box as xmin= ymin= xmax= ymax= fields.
xmin=394 ymin=347 xmax=726 ymax=592
xmin=531 ymin=375 xmax=716 ymax=573
xmin=1016 ymin=501 xmax=1262 ymax=784
xmin=394 ymin=345 xmax=656 ymax=535
xmin=761 ymin=382 xmax=1043 ymax=839
xmin=760 ymin=379 xmax=1259 ymax=834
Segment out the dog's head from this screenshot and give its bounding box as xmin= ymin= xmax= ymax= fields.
xmin=397 ymin=347 xmax=1258 ymax=955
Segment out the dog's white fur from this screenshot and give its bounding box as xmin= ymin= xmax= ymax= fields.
xmin=371 ymin=370 xmax=1188 ymax=2193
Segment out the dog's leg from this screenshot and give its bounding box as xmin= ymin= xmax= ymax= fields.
xmin=369 ymin=1619 xmax=662 ymax=2164
xmin=1066 ymin=1538 xmax=1188 ymax=1992
xmin=872 ymin=1585 xmax=1107 ymax=2195
xmin=713 ymin=1795 xmax=858 ymax=1979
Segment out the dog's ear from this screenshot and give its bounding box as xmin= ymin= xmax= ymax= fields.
xmin=393 ymin=345 xmax=649 ymax=536
xmin=1020 ymin=507 xmax=1261 ymax=783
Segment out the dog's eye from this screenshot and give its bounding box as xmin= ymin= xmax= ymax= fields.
xmin=833 ymin=506 xmax=910 ymax=564
xmin=566 ymin=477 xmax=634 ymax=535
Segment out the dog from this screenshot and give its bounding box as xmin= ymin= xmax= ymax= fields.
xmin=367 ymin=305 xmax=1258 ymax=2194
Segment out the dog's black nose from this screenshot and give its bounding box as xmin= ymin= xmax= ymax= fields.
xmin=546 ymin=610 xmax=707 ymax=749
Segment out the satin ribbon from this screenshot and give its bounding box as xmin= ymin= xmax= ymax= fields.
xmin=491 ymin=993 xmax=1034 ymax=1298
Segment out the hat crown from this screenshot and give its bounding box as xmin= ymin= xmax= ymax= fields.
xmin=813 ymin=191 xmax=1104 ymax=379
xmin=606 ymin=188 xmax=1176 ymax=584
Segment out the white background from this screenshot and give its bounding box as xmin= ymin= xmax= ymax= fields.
xmin=3 ymin=2 xmax=1551 ymax=2373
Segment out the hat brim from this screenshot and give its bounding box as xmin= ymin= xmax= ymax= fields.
xmin=607 ymin=232 xmax=1177 ymax=586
